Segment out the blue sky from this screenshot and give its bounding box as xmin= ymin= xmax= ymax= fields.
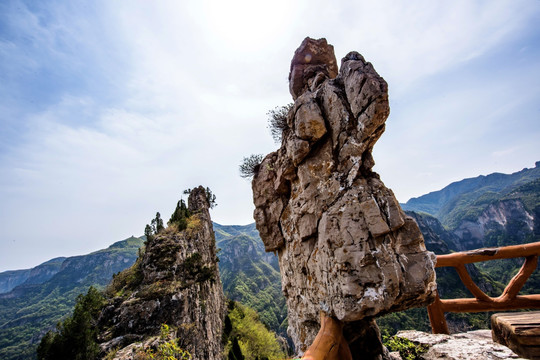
xmin=1 ymin=0 xmax=539 ymax=271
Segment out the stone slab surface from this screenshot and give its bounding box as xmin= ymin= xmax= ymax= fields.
xmin=396 ymin=330 xmax=525 ymax=360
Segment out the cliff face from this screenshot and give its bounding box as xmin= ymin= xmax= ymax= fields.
xmin=406 ymin=211 xmax=459 ymax=254
xmin=402 ymin=162 xmax=540 ymax=251
xmin=98 ymin=186 xmax=225 ymax=360
xmin=402 ymin=162 xmax=540 ymax=220
xmin=453 ymin=198 xmax=536 ymax=249
xmin=215 ymin=223 xmax=287 ymax=336
xmin=252 ymin=38 xmax=436 ymax=356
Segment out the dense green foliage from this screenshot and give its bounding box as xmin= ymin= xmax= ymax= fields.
xmin=378 ymin=308 xmax=431 ymax=334
xmin=383 ymin=334 xmax=428 ymax=360
xmin=228 ymin=336 xmax=245 ymax=360
xmin=169 ymin=199 xmax=191 ymax=231
xmin=0 ymin=237 xmax=143 ymax=360
xmin=214 ymin=223 xmax=288 ymax=336
xmin=223 ymin=301 xmax=286 ymax=360
xmin=36 ymin=287 xmax=105 ymax=360
xmin=132 ymin=324 xmax=192 ymax=360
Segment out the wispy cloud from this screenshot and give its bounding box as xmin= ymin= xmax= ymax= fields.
xmin=1 ymin=0 xmax=539 ymax=270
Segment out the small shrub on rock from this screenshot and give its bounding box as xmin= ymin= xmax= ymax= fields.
xmin=239 ymin=154 xmax=264 ymax=179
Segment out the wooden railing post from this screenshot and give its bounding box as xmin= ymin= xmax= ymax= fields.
xmin=427 ymin=242 xmax=540 ymax=333
xmin=427 ymin=290 xmax=449 ymax=334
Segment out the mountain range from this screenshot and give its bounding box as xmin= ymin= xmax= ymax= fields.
xmin=0 ymin=237 xmax=144 ymax=360
xmin=1 ymin=162 xmax=539 ymax=359
xmin=403 ymin=161 xmax=540 ymax=250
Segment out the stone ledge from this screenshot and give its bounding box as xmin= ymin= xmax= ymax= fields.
xmin=394 ymin=330 xmax=525 ymax=360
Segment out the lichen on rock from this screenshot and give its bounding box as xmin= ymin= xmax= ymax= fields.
xmin=252 ymin=37 xmax=437 ymax=357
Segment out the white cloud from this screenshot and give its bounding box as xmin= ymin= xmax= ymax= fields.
xmin=326 ymin=0 xmax=539 ymax=95
xmin=1 ymin=0 xmax=539 ymax=270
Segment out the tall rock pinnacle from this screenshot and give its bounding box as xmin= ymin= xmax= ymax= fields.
xmin=98 ymin=186 xmax=225 ymax=360
xmin=252 ymin=37 xmax=437 ymax=357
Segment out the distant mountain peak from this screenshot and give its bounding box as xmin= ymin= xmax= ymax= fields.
xmin=403 ymin=162 xmax=540 ymax=224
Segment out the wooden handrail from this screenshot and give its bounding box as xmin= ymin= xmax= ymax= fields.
xmin=435 ymin=242 xmax=540 ymax=267
xmin=427 ymin=242 xmax=540 ymax=334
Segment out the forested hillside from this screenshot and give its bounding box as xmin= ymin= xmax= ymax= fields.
xmin=1 ymin=163 xmax=539 ymax=359
xmin=0 ymin=237 xmax=144 ymax=360
xmin=0 ymin=258 xmax=66 ymax=294
xmin=402 ymin=162 xmax=540 ymax=228
xmin=386 ymin=162 xmax=540 ymax=334
xmin=214 ymin=223 xmax=288 ymax=336
xmin=0 ymin=224 xmax=288 ymax=360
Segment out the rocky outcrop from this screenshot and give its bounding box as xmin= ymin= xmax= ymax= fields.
xmin=252 ymin=37 xmax=436 ymax=357
xmin=98 ymin=186 xmax=225 ymax=360
xmin=406 ymin=211 xmax=461 ymax=254
xmin=453 ymin=199 xmax=535 ymax=249
xmin=394 ymin=330 xmax=524 ymax=359
xmin=402 ymin=162 xmax=540 ymax=252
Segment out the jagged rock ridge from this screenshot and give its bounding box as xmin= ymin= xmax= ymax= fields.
xmin=252 ymin=37 xmax=436 ymax=357
xmin=97 ymin=186 xmax=225 ymax=359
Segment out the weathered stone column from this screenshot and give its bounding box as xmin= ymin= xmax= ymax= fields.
xmin=252 ymin=37 xmax=437 ymax=358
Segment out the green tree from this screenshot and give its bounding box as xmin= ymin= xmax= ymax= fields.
xmin=169 ymin=199 xmax=190 ymax=230
xmin=37 ymin=287 xmax=105 ymax=360
xmin=151 ymin=212 xmax=164 ymax=234
xmin=225 ymin=302 xmax=285 ymax=360
xmin=229 ymin=336 xmax=245 ymax=360
xmin=205 ymin=187 xmax=217 ymax=209
xmin=144 ymin=224 xmax=153 ymax=241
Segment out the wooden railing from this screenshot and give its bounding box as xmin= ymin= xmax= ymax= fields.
xmin=427 ymin=242 xmax=540 ymax=334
